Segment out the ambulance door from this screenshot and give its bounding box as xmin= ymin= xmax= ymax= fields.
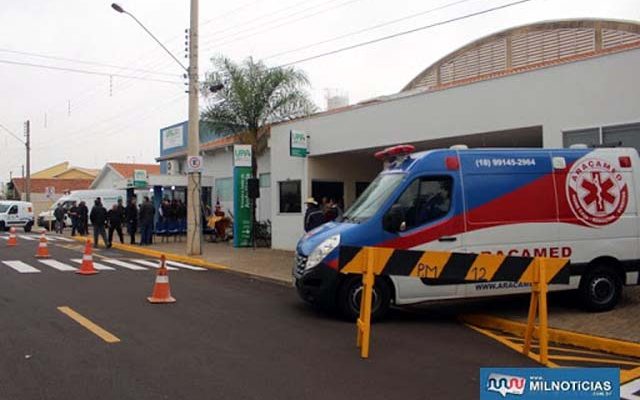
xmin=388 ymin=172 xmax=467 ymax=304
xmin=6 ymin=205 xmax=19 ymax=227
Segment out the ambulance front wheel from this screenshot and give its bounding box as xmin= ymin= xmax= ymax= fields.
xmin=579 ymin=266 xmax=622 ymax=312
xmin=337 ymin=275 xmax=392 ymax=321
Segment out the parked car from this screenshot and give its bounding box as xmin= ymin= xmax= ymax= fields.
xmin=0 ymin=200 xmax=34 ymax=232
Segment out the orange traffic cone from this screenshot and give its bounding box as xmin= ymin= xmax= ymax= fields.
xmin=7 ymin=227 xmax=17 ymax=246
xmin=147 ymin=255 xmax=176 ymax=304
xmin=35 ymin=230 xmax=51 ymax=258
xmin=76 ymin=240 xmax=99 ymax=275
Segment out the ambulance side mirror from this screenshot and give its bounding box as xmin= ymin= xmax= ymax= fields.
xmin=383 ymin=204 xmax=405 ymax=233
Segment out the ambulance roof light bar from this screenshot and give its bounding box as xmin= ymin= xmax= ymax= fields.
xmin=374 ymin=144 xmax=416 ymax=160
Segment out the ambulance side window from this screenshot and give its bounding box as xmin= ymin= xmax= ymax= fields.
xmin=8 ymin=206 xmax=18 ymax=215
xmin=389 ymin=176 xmax=452 ymax=230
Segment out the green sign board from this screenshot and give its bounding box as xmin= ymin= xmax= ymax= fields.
xmin=133 ymin=169 xmax=148 ymax=189
xmin=290 ymin=130 xmax=308 ymax=157
xmin=233 ymin=166 xmax=252 ymax=247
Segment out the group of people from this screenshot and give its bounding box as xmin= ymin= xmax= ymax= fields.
xmin=53 ymin=196 xmax=157 ymax=248
xmin=303 ymin=197 xmax=343 ymax=232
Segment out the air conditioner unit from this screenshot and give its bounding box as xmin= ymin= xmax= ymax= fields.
xmin=166 ymin=160 xmax=180 ymax=176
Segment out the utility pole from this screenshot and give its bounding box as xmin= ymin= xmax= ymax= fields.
xmin=186 ymin=0 xmax=202 ymax=255
xmin=24 ymin=120 xmax=31 ymax=202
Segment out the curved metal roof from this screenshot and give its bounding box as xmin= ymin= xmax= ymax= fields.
xmin=403 ymin=19 xmax=640 ymax=92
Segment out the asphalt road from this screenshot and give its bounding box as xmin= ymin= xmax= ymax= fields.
xmin=0 ymin=233 xmax=537 ymax=400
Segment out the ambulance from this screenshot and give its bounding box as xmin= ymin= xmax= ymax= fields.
xmin=293 ymin=144 xmax=640 ymax=319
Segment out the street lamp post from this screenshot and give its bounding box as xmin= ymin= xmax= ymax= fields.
xmin=112 ymin=1 xmax=203 ymax=255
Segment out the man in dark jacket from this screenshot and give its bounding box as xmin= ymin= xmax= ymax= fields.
xmin=107 ymin=204 xmax=124 ymax=245
xmin=68 ymin=202 xmax=79 ymax=236
xmin=90 ymin=198 xmax=109 ymax=248
xmin=304 ymin=197 xmax=324 ymax=232
xmin=125 ymin=197 xmax=138 ymax=244
xmin=139 ymin=196 xmax=155 ymax=245
xmin=78 ymin=201 xmax=89 ymax=235
xmin=53 ymin=204 xmax=65 ymax=234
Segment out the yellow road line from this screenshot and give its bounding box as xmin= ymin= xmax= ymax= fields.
xmin=465 ymin=323 xmax=559 ymax=367
xmin=548 ymin=354 xmax=640 ymax=367
xmin=57 ymin=306 xmax=120 ymax=344
xmin=504 ymin=337 xmax=637 ymax=358
xmin=621 ymin=367 xmax=640 ymax=384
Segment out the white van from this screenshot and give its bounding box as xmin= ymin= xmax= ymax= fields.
xmin=294 ymin=145 xmax=640 ymax=319
xmin=38 ymin=189 xmax=126 ymax=227
xmin=0 ymin=201 xmax=35 ymax=232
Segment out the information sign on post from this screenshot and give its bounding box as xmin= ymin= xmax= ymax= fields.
xmin=133 ymin=170 xmax=148 ymax=189
xmin=233 ymin=145 xmax=252 ymax=247
xmin=44 ymin=186 xmax=55 ymax=200
xmin=290 ymin=130 xmax=308 ymax=157
xmin=186 ymin=156 xmax=204 ymax=173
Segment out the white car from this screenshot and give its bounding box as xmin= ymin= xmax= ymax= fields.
xmin=0 ymin=201 xmax=35 ymax=232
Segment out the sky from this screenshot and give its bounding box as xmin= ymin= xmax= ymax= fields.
xmin=0 ymin=0 xmax=638 ymax=184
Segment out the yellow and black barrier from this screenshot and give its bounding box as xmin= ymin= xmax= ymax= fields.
xmin=338 ymin=245 xmax=571 ymax=363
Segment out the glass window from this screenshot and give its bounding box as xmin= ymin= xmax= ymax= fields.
xmin=386 ymin=176 xmax=452 ymax=231
xmin=563 ymin=128 xmax=599 ymax=148
xmin=8 ymin=205 xmax=18 ymax=215
xmin=0 ymin=204 xmax=10 ymax=213
xmin=215 ymin=178 xmax=232 ymax=202
xmin=279 ymin=181 xmax=301 ymax=213
xmin=259 ymin=173 xmax=271 ymax=188
xmin=344 ymin=173 xmax=404 ymax=223
xmin=603 ymin=123 xmax=640 ymax=150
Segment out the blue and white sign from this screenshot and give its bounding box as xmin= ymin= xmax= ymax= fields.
xmin=480 ymin=368 xmax=619 ymax=399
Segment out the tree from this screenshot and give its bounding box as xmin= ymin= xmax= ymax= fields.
xmin=201 ymin=56 xmax=316 ymax=242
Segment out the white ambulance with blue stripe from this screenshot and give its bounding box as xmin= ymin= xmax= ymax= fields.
xmin=293 ymin=144 xmax=640 ymax=319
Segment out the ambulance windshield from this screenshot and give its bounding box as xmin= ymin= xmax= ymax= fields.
xmin=343 ymin=173 xmax=404 ymax=223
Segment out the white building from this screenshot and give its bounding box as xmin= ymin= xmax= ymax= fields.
xmin=160 ymin=19 xmax=640 ymax=251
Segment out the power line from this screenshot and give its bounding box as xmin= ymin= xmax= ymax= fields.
xmin=202 ymin=0 xmax=367 ymax=52
xmin=0 ymin=48 xmax=178 ymax=77
xmin=276 ymin=0 xmax=535 ymax=67
xmin=263 ymin=0 xmax=477 ymax=60
xmin=0 ymin=58 xmax=182 ymax=85
xmin=0 ymin=122 xmax=24 ymax=144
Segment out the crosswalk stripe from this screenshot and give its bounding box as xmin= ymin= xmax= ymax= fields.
xmin=38 ymin=259 xmax=77 ymax=271
xmin=2 ymin=261 xmax=40 ymax=273
xmin=131 ymin=259 xmax=179 ymax=271
xmin=70 ymin=259 xmax=115 ymax=271
xmin=165 ymin=260 xmax=207 ymax=271
xmin=17 ymin=235 xmax=37 ymax=241
xmin=49 ymin=236 xmax=75 ymax=242
xmin=100 ymin=258 xmax=148 ymax=271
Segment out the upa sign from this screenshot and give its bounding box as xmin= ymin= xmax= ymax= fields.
xmin=133 ymin=169 xmax=148 ymax=189
xmin=233 ymin=144 xmax=252 ymax=167
xmin=290 ymin=130 xmax=308 ymax=157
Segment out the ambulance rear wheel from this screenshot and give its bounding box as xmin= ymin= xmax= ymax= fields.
xmin=579 ymin=267 xmax=622 ymax=312
xmin=337 ymin=275 xmax=391 ymax=321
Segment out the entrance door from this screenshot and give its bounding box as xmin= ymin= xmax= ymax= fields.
xmin=311 ymin=181 xmax=344 ymax=206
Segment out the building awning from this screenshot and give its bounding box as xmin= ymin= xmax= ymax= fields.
xmin=114 ymin=174 xmax=215 ymax=190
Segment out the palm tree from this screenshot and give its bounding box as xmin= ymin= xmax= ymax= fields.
xmin=201 ymin=56 xmax=316 ymax=243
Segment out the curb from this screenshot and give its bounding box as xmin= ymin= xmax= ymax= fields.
xmin=66 ymin=235 xmax=293 ymax=287
xmin=460 ymin=313 xmax=640 ymax=358
xmin=68 ymin=236 xmax=228 ymax=271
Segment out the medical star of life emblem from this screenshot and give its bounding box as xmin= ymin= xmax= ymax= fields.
xmin=566 ymin=157 xmax=628 ymax=227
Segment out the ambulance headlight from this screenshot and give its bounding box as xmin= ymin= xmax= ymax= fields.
xmin=306 ymin=234 xmax=340 ymax=270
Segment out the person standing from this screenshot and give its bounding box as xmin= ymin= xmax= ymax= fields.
xmin=125 ymin=197 xmax=138 ymax=245
xmin=78 ymin=201 xmax=89 ymax=235
xmin=139 ymin=196 xmax=155 ymax=245
xmin=107 ymin=204 xmax=124 ymax=245
xmin=68 ymin=202 xmax=79 ymax=236
xmin=53 ymin=203 xmax=66 ymax=234
xmin=304 ymin=197 xmax=324 ymax=232
xmin=90 ymin=198 xmax=109 ymax=248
